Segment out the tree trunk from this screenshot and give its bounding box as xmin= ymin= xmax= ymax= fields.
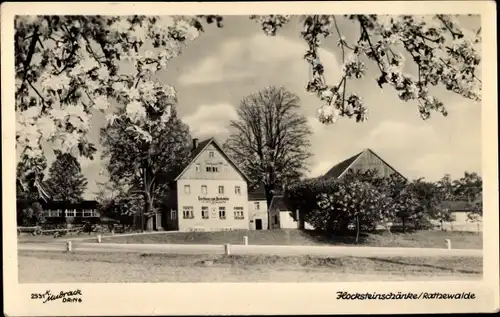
xmin=402 ymin=217 xmax=406 ymax=232
xmin=144 ymin=193 xmax=154 ymax=231
xmin=264 ymin=184 xmax=274 ymax=229
xmin=355 ymin=215 xmax=360 ymax=243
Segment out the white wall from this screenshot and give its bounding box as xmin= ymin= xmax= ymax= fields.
xmin=176 ymin=143 xmax=250 ymax=231
xmin=279 ymin=211 xmax=299 ymax=229
xmin=248 ymin=200 xmax=268 ymax=230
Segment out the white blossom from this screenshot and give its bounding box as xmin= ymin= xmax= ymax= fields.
xmin=317 ymin=104 xmax=340 ymax=124
xmin=41 ymin=72 xmax=72 ymax=92
xmin=110 ymin=19 xmax=131 ymax=34
xmin=126 ymin=100 xmax=147 ymax=123
xmin=94 ymin=95 xmax=111 ymax=111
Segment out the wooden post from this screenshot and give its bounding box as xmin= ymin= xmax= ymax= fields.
xmin=66 ymin=241 xmax=72 ymax=252
xmin=445 ymin=239 xmax=451 ymax=250
xmin=97 ymin=234 xmax=102 ymax=243
xmin=224 ymin=243 xmax=231 ymax=255
xmin=243 ymin=236 xmax=248 ymax=245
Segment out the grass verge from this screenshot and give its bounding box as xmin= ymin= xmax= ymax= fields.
xmin=85 ymin=229 xmax=482 ymax=249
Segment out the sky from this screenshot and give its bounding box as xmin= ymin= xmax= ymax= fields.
xmin=37 ymin=15 xmax=482 ymax=199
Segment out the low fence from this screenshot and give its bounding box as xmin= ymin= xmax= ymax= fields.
xmin=19 ymin=240 xmax=483 ymax=258
xmin=17 ymin=226 xmax=84 ymax=236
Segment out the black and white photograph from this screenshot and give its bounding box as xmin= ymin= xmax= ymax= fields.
xmin=2 ymin=1 xmax=498 ymax=315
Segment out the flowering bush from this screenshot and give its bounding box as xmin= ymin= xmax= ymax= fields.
xmin=286 ymin=176 xmax=387 ymax=241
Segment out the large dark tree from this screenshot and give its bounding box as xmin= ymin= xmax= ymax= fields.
xmin=44 ymin=153 xmax=88 ymax=202
xmin=224 ymin=86 xmax=313 ymax=207
xmin=100 ymin=108 xmax=192 ymax=231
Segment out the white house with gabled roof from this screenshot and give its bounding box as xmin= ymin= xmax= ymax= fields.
xmin=165 ymin=137 xmax=255 ymax=232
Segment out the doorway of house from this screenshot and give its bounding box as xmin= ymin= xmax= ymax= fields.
xmin=255 ymin=219 xmax=262 ymax=230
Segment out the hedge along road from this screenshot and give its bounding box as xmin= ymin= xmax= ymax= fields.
xmin=18 ymin=242 xmax=483 ymax=258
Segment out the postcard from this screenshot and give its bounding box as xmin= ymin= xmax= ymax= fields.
xmin=2 ymin=1 xmax=498 ymax=315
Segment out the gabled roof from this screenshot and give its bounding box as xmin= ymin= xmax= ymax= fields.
xmin=269 ymin=195 xmax=289 ymax=211
xmin=323 ymin=151 xmax=364 ymax=179
xmin=323 ymin=148 xmax=406 ymax=180
xmin=174 ymin=137 xmax=252 ymax=182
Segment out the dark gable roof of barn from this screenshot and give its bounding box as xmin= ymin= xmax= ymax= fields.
xmin=323 ymin=151 xmax=364 ymax=179
xmin=322 ymin=148 xmax=406 ymax=180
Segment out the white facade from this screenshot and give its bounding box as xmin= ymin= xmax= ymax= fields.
xmin=172 ymin=139 xmax=267 ymax=232
xmin=248 ymin=199 xmax=268 ymax=230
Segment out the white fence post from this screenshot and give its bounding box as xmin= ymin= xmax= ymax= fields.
xmin=66 ymin=241 xmax=72 ymax=252
xmin=243 ymin=236 xmax=248 ymax=245
xmin=445 ymin=239 xmax=451 ymax=250
xmin=97 ymin=234 xmax=102 ymax=243
xmin=224 ymin=243 xmax=231 ymax=255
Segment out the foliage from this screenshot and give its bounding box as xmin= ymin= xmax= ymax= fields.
xmin=224 ymin=86 xmax=313 ymax=206
xmin=15 ymin=15 xmax=217 ymax=189
xmin=43 ymin=153 xmax=88 ymax=202
xmin=248 ymin=14 xmax=481 ymax=123
xmin=343 ymin=169 xmax=421 ymax=231
xmin=406 ymin=176 xmax=454 ymax=230
xmin=17 ymin=201 xmax=46 ymax=226
xmin=15 ymin=15 xmax=481 ymax=192
xmin=286 ymin=176 xmax=386 ymax=241
xmin=94 ymin=180 xmax=142 ymax=227
xmin=100 ymin=107 xmax=192 ymax=230
xmin=452 ymin=171 xmax=483 ymax=221
xmin=16 ymin=154 xmax=50 ymax=201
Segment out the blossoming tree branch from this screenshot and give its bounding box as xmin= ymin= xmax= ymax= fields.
xmin=15 ymin=15 xmax=482 ymax=192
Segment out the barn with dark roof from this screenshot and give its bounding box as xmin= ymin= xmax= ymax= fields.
xmin=323 ymin=148 xmax=405 ymax=180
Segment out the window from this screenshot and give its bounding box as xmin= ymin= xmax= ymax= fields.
xmin=209 ymin=151 xmax=214 ymax=158
xmin=219 ymin=207 xmax=226 ymax=220
xmin=75 ymin=210 xmax=83 ymax=217
xmin=195 ymin=164 xmax=201 ymax=172
xmin=47 ymin=209 xmax=62 ymax=217
xmin=201 ymin=185 xmax=207 ymax=195
xmin=201 ymin=206 xmax=209 ymax=219
xmin=65 ymin=209 xmax=76 ymax=217
xmin=235 ymin=186 xmax=241 ymax=195
xmin=254 ymin=202 xmax=260 ymax=210
xmin=206 ymin=165 xmax=219 ymax=173
xmin=183 ymin=206 xmax=194 ymax=219
xmin=184 ymin=185 xmax=191 ymax=194
xmin=218 ymin=186 xmax=224 ymax=194
xmin=83 ymin=209 xmax=96 ymax=217
xmin=234 ymin=207 xmax=244 ymax=219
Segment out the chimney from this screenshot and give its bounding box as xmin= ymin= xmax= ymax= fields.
xmin=192 ymin=138 xmax=199 ymax=150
